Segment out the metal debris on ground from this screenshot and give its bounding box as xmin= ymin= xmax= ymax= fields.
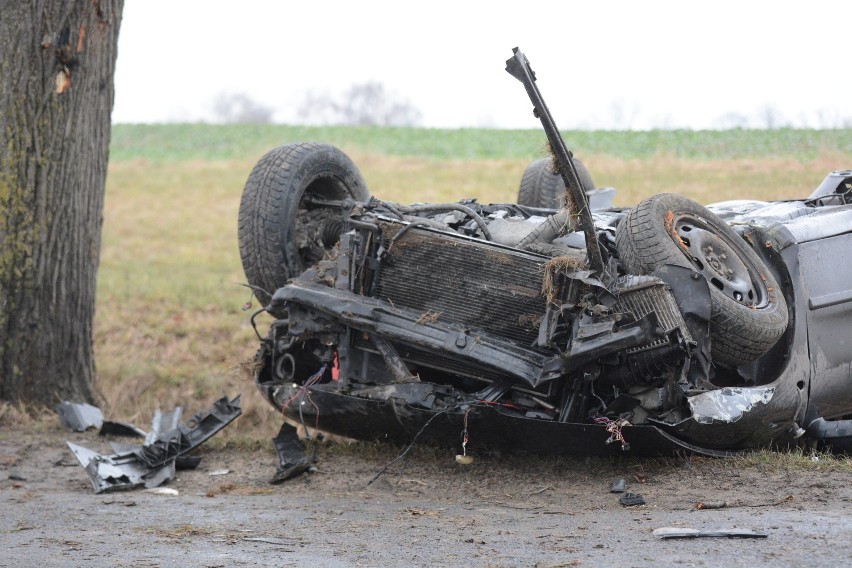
xmin=270 ymin=423 xmax=313 ymax=484
xmin=609 ymin=478 xmax=627 ymax=493
xmin=144 ymin=407 xmax=183 ymax=446
xmin=618 ymin=492 xmax=646 ymax=506
xmin=65 ymin=395 xmax=241 ymax=494
xmin=66 ymin=441 xmax=175 ymax=493
xmin=653 ymin=527 xmax=768 ymax=539
xmin=132 ymin=397 xmax=240 ymax=469
xmin=144 ymin=487 xmax=180 ymax=496
xmin=55 ymin=401 xmax=104 ymax=432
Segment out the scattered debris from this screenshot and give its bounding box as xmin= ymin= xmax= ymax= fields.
xmin=101 ymin=499 xmax=137 ymax=506
xmin=67 ymin=441 xmax=176 ymax=493
xmin=695 ymin=501 xmax=727 ymax=510
xmin=242 ymin=537 xmax=294 ymax=546
xmin=145 ymin=407 xmax=183 ymax=446
xmin=653 ymin=527 xmax=768 ymax=539
xmin=609 ymin=478 xmax=627 ymax=493
xmin=707 ymin=494 xmax=793 ymax=509
xmin=270 ymin=423 xmax=313 ymax=484
xmin=455 ymin=454 xmax=474 ymax=465
xmin=618 ymin=492 xmax=646 ymax=507
xmin=209 ymin=469 xmax=230 ymax=476
xmin=8 ymin=473 xmax=26 ymax=481
xmin=66 ymin=395 xmax=241 ymax=493
xmin=144 ymin=487 xmax=180 ymax=496
xmin=55 ymin=401 xmax=103 ymax=432
xmin=133 ymin=397 xmax=240 ymax=469
xmin=56 ymin=399 xmax=178 ymax=442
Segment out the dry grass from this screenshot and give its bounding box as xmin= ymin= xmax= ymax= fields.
xmin=0 ymin=401 xmax=52 ymax=427
xmin=585 ymin=153 xmax=846 ymax=206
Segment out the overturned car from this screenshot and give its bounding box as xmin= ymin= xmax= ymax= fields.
xmin=239 ymin=49 xmax=852 ymax=456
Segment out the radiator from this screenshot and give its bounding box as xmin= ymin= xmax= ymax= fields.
xmin=373 ymin=222 xmax=547 ymax=346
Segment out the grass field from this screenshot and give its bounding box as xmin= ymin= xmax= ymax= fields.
xmin=93 ymin=124 xmax=851 ymax=437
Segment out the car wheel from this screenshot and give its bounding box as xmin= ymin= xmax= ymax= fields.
xmin=615 ymin=193 xmax=788 ymax=367
xmin=238 ymin=143 xmax=368 ymax=305
xmin=517 ymin=157 xmax=595 ymax=208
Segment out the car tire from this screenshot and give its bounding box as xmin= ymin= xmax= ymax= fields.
xmin=238 ymin=143 xmax=368 ymax=305
xmin=615 ymin=193 xmax=788 ymax=367
xmin=517 ymin=158 xmax=595 ymax=209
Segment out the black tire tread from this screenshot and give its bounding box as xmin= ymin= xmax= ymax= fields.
xmin=238 ymin=143 xmax=367 ymax=305
xmin=517 ymin=158 xmax=596 ymax=208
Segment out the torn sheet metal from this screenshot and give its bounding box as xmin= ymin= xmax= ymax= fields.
xmin=55 ymin=402 xmax=104 ymax=432
xmin=144 ymin=406 xmax=183 ymax=445
xmin=270 ymin=423 xmax=313 ymax=483
xmin=688 ymin=387 xmax=775 ymax=425
xmin=132 ymin=396 xmax=241 ymax=468
xmin=67 ymin=442 xmax=175 ymax=493
xmin=66 ymin=395 xmax=241 ymax=493
xmin=107 ymin=442 xmax=203 ymax=470
xmin=618 ymin=492 xmax=646 ymax=506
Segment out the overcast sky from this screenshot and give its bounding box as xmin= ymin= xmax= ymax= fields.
xmin=112 ymin=0 xmax=852 ymax=130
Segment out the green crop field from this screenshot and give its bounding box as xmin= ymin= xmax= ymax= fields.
xmin=89 ymin=124 xmax=850 ymax=437
xmin=110 ymin=124 xmax=852 ymax=162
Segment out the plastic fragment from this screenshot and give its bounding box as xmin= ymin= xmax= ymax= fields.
xmin=653 ymin=527 xmax=768 ymax=539
xmin=270 ymin=423 xmax=313 ymax=483
xmin=55 ymin=401 xmax=104 ymax=432
xmin=618 ymin=492 xmax=646 ymax=506
xmin=144 ymin=487 xmax=179 ymax=496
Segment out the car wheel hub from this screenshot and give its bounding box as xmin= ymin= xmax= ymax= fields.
xmin=675 ymin=216 xmax=764 ymax=306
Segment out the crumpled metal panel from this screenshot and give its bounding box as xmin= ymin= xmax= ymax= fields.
xmin=55 ymin=402 xmax=104 ymax=432
xmin=688 ymin=387 xmax=775 ymax=424
xmin=132 ymin=395 xmax=241 ymax=468
xmin=66 ymin=395 xmax=241 ymax=493
xmin=66 ymin=442 xmax=175 ymax=493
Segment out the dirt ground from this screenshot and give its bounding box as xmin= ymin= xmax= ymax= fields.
xmin=2 ymin=422 xmax=851 ymax=567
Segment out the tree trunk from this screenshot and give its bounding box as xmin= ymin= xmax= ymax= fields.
xmin=0 ymin=1 xmax=124 ymax=405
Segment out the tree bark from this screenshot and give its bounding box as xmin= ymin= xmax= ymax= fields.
xmin=0 ymin=1 xmax=123 ymax=405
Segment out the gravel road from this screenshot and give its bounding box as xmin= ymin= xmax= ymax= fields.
xmin=2 ymin=424 xmax=851 ymax=567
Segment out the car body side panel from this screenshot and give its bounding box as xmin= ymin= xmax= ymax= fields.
xmin=800 ymin=231 xmax=852 ymax=418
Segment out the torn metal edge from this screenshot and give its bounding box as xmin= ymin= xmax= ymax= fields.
xmin=66 ymin=395 xmax=241 ymax=493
